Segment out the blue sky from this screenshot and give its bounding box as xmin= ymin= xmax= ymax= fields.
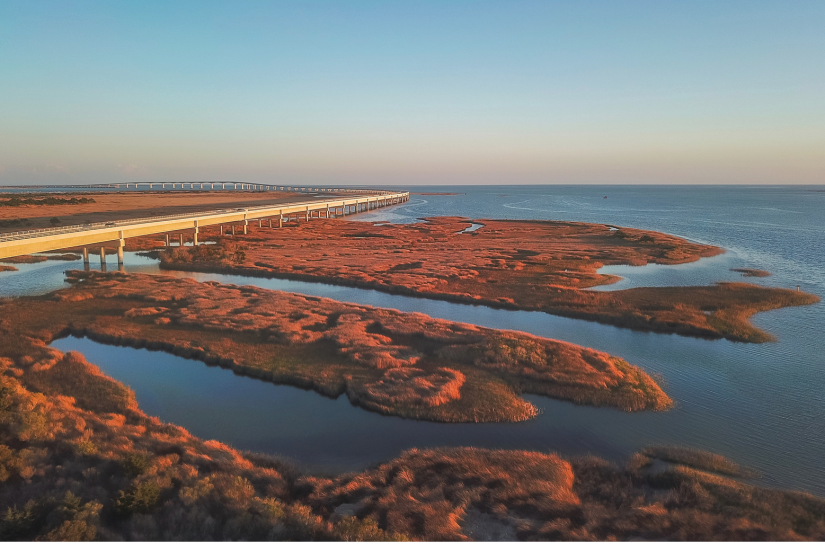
xmin=1 ymin=0 xmax=823 ymax=185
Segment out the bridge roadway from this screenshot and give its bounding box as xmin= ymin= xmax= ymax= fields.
xmin=0 ymin=189 xmax=409 ymax=264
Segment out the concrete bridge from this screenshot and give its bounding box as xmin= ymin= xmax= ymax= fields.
xmin=0 ymin=189 xmax=409 ymax=267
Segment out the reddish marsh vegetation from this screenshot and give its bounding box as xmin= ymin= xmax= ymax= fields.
xmin=0 ymin=190 xmax=310 ymax=231
xmin=1 ymin=254 xmax=81 ymax=264
xmin=1 ymin=349 xmax=824 ymax=540
xmin=303 ymin=446 xmax=825 ymax=541
xmin=0 ymin=354 xmax=403 ymax=541
xmin=0 ymin=271 xmax=670 ymax=421
xmin=159 ymin=217 xmax=819 ymax=343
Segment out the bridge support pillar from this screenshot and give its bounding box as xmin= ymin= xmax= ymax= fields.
xmin=219 ymin=225 xmax=223 ymax=236
xmin=279 ymin=215 xmax=283 ymax=228
xmin=179 ymin=234 xmax=184 ymax=247
xmin=193 ymin=230 xmax=199 ymax=246
xmin=258 ymin=219 xmax=262 ymax=228
xmin=82 ymin=247 xmax=89 ymax=268
xmin=305 ymin=207 xmax=309 ymax=222
xmin=100 ymin=247 xmax=106 ymax=269
xmin=117 ymin=240 xmax=125 ymax=266
xmin=243 ymin=221 xmax=248 ymax=235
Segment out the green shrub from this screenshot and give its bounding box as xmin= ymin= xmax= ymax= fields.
xmin=122 ymin=452 xmax=149 ymax=477
xmin=1 ymin=500 xmax=40 ymax=540
xmin=115 ymin=480 xmax=161 ymax=516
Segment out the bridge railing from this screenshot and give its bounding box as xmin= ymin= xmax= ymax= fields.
xmin=0 ymin=190 xmax=407 ymax=243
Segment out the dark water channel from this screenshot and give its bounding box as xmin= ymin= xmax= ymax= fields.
xmin=5 ymin=185 xmax=825 ymax=496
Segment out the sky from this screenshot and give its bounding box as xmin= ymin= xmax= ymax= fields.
xmin=0 ymin=0 xmax=823 ymax=186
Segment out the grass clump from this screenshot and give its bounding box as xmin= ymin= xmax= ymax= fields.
xmin=641 ymin=446 xmax=756 ymax=478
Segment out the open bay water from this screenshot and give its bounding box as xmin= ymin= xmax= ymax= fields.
xmin=4 ymin=185 xmax=825 ymax=495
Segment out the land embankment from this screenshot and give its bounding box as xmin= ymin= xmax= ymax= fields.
xmin=1 ymin=357 xmax=823 ymax=541
xmin=0 ymin=190 xmax=314 ymax=231
xmin=158 ymin=217 xmax=819 ymax=343
xmin=0 ymin=271 xmax=670 ymax=422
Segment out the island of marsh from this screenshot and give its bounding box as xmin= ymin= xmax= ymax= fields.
xmin=158 ymin=217 xmax=819 ymax=343
xmin=0 ymin=271 xmax=670 ymax=423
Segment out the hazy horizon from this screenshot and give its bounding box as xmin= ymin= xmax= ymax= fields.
xmin=1 ymin=0 xmax=823 ymax=187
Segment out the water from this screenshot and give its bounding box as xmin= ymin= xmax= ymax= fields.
xmin=6 ymin=185 xmax=825 ymax=496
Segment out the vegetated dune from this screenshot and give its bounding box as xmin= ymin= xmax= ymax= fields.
xmin=157 ymin=217 xmax=819 ymax=343
xmin=1 ymin=346 xmax=824 ymax=540
xmin=0 ymin=271 xmax=670 ymax=422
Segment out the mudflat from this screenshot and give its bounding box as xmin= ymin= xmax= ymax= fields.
xmin=158 ymin=217 xmax=819 ymax=343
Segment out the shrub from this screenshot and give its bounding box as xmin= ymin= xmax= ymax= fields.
xmin=115 ymin=480 xmax=161 ymax=516
xmin=332 ymin=516 xmax=408 ymax=541
xmin=122 ymin=452 xmax=150 ymax=477
xmin=1 ymin=500 xmax=40 ymax=540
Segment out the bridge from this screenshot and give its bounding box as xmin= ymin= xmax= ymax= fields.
xmin=0 ymin=188 xmax=409 ymax=266
xmin=2 ymin=181 xmax=385 ymax=193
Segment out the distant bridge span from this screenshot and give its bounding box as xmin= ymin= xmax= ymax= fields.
xmin=4 ymin=182 xmax=378 ymax=192
xmin=0 ymin=189 xmax=409 ymax=264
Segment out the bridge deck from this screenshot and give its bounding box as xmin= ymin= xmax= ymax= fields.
xmin=0 ymin=190 xmax=408 ymax=260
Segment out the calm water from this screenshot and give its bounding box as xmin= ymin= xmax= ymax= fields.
xmin=6 ymin=185 xmax=825 ymax=495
